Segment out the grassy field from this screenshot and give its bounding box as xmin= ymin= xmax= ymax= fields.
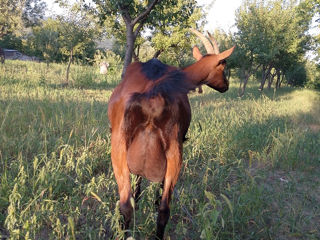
xmin=0 ymin=60 xmax=319 ymax=240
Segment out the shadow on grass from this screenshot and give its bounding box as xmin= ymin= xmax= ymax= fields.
xmin=47 ymin=80 xmax=118 ymax=91
xmin=175 ymin=85 xmax=320 ymax=239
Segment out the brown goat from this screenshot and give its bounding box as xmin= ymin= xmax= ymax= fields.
xmin=108 ymin=29 xmax=235 ymax=239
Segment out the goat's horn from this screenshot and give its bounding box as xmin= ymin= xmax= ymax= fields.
xmin=207 ymin=31 xmax=220 ymax=54
xmin=190 ymin=28 xmax=214 ymax=54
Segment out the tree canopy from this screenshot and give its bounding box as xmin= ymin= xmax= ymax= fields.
xmin=0 ymin=0 xmax=47 ymax=63
xmin=86 ymin=0 xmax=203 ymax=76
xmin=0 ymin=0 xmax=25 ymax=39
xmin=232 ymin=0 xmax=317 ymax=95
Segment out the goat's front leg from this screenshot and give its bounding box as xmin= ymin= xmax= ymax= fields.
xmin=156 ymin=139 xmax=182 ymax=239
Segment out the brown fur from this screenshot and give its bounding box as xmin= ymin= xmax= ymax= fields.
xmin=108 ymin=46 xmax=235 ymax=239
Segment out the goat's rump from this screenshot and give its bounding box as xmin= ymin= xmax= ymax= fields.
xmin=123 ymin=60 xmax=193 ymax=181
xmin=124 ymin=93 xmax=170 ymax=182
xmin=127 ymin=125 xmax=167 ymax=182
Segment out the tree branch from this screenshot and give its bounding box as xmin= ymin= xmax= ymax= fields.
xmin=153 ymin=44 xmax=177 ymax=58
xmin=134 ymin=20 xmax=145 ymax=38
xmin=153 ymin=49 xmax=163 ymax=58
xmin=121 ymin=8 xmax=132 ymax=27
xmin=131 ymin=0 xmax=161 ymax=26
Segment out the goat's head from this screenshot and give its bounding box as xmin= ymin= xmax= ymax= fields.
xmin=191 ymin=29 xmax=235 ymax=93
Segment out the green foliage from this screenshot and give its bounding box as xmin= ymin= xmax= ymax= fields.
xmin=0 ymin=34 xmax=23 ymax=51
xmin=0 ymin=0 xmax=25 ymax=39
xmin=72 ymin=69 xmax=96 ymax=88
xmin=148 ymin=0 xmax=204 ymax=65
xmin=30 ymin=18 xmax=62 ymax=62
xmin=27 ymin=13 xmax=98 ymax=64
xmin=0 ymin=0 xmax=46 ymax=41
xmin=22 ymin=0 xmax=47 ymax=27
xmin=232 ymin=0 xmax=315 ymax=91
xmin=150 ymin=3 xmax=203 ymax=66
xmin=57 ymin=13 xmax=97 ymax=60
xmin=89 ymin=0 xmax=204 ymax=72
xmin=94 ymin=49 xmax=122 ymax=77
xmin=285 ymin=61 xmax=308 ymax=87
xmin=305 ymin=60 xmax=320 ymax=89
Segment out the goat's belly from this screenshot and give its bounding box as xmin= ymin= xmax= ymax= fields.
xmin=127 ymin=128 xmax=167 ymax=182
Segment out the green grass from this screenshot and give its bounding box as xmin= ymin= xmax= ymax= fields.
xmin=0 ymin=60 xmax=319 ymax=239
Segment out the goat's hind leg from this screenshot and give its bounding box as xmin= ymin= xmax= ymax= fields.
xmin=155 ymin=182 xmax=164 ymax=210
xmin=111 ymin=137 xmax=133 ymax=231
xmin=156 ymin=139 xmax=182 ymax=239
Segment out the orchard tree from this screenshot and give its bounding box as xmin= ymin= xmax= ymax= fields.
xmin=149 ymin=0 xmax=204 ymax=66
xmin=302 ymin=0 xmax=320 ymax=62
xmin=57 ymin=10 xmax=98 ymax=84
xmin=234 ymin=0 xmax=314 ymax=95
xmin=0 ymin=0 xmax=25 ymax=62
xmin=234 ymin=0 xmax=262 ymax=96
xmin=22 ymin=0 xmax=47 ymax=27
xmin=86 ymin=0 xmax=202 ymax=77
xmin=0 ymin=0 xmax=46 ymax=63
xmin=31 ymin=18 xmax=61 ymax=63
xmin=91 ymin=0 xmax=161 ymax=76
xmin=30 ymin=15 xmax=97 ymax=76
xmin=0 ymin=0 xmax=25 ymax=39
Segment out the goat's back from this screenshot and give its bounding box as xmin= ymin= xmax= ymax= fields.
xmin=108 ymin=59 xmax=192 ymax=182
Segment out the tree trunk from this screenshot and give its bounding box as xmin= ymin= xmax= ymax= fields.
xmin=259 ymin=65 xmax=272 ymax=91
xmin=66 ymin=48 xmax=73 ymax=85
xmin=240 ymin=73 xmax=250 ymax=97
xmin=260 ymin=65 xmax=267 ymax=88
xmin=120 ymin=0 xmax=161 ymax=79
xmin=0 ymin=47 xmax=5 ymax=64
xmin=121 ymin=25 xmax=135 ymax=78
xmin=267 ymin=72 xmax=276 ymax=90
xmin=239 ymin=69 xmax=250 ymax=97
xmin=275 ymin=71 xmax=281 ymax=89
xmin=276 ymin=71 xmax=282 ymax=89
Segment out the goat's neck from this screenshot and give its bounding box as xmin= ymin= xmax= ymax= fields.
xmin=182 ymin=57 xmax=212 ymax=87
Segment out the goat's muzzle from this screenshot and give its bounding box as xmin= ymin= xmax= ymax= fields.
xmin=218 ymin=85 xmax=229 ymax=93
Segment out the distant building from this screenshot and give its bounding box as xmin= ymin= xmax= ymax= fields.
xmin=3 ymin=49 xmax=40 ymax=62
xmin=4 ymin=49 xmax=22 ymax=60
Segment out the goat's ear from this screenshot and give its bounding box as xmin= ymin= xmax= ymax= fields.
xmin=193 ymin=46 xmax=203 ymax=61
xmin=218 ymin=46 xmax=235 ymax=60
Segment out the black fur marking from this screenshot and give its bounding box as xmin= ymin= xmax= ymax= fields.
xmin=123 ymin=100 xmax=147 ymax=148
xmin=133 ymin=69 xmax=193 ymax=102
xmin=124 ymin=65 xmax=194 ymax=146
xmin=141 ymin=58 xmax=168 ymax=80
